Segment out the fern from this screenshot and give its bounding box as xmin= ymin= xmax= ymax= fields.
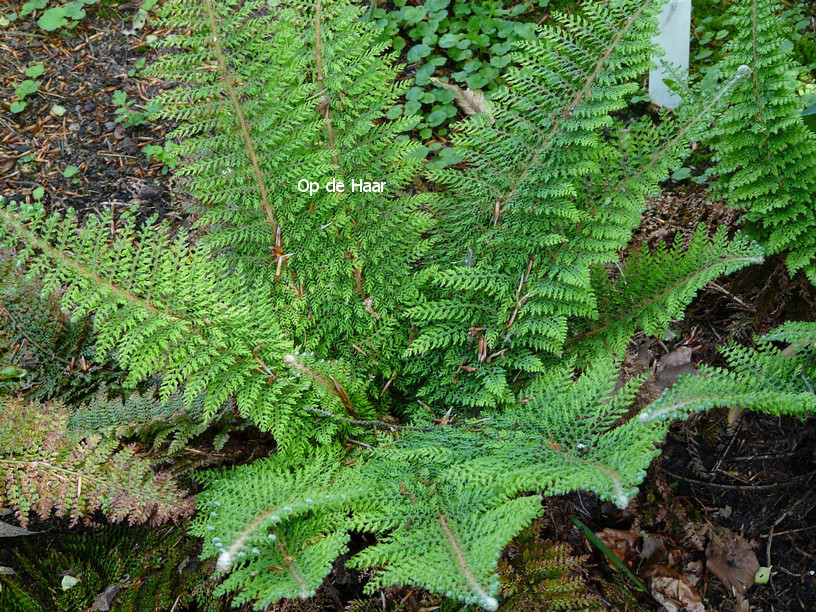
xmin=67 ymin=388 xmax=230 ymax=454
xmin=640 ymin=321 xmax=816 ymax=423
xmin=0 ymin=396 xmax=193 ymax=527
xmin=403 ymin=0 xmax=751 ymax=409
xmin=569 ymin=225 xmax=764 ymax=364
xmin=0 ymin=257 xmax=111 ymax=401
xmin=190 ymin=450 xmax=350 ymax=606
xmin=0 ymin=525 xmax=225 ymax=611
xmin=0 ymin=202 xmax=377 ymax=455
xmin=0 ymin=0 xmax=775 ymax=608
xmin=194 ymin=359 xmax=668 ymax=610
xmin=708 ymin=0 xmax=816 ymax=282
xmin=499 ymin=523 xmax=601 ymax=611
xmin=147 ymin=0 xmax=432 ymax=367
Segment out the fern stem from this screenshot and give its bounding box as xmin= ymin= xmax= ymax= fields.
xmin=313 ymin=0 xmax=340 ymax=167
xmin=201 ymin=0 xmax=283 ymax=271
xmin=303 ymin=406 xmax=440 ymax=432
xmin=283 ymin=354 xmax=358 ymax=417
xmin=491 ymin=0 xmax=654 ymax=227
xmin=436 ymin=513 xmax=499 ymax=611
xmin=277 ymin=538 xmax=310 ymax=598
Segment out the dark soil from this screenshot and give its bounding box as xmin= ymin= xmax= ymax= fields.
xmin=0 ymin=0 xmax=183 ymax=224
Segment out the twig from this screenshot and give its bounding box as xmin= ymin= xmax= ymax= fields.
xmin=659 ymin=467 xmax=815 ymax=491
xmin=760 ymin=525 xmax=816 ymax=538
xmin=712 ymin=419 xmax=741 ymax=474
xmin=303 ymin=406 xmax=436 ymax=432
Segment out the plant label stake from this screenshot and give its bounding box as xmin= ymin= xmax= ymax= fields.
xmin=649 ymin=0 xmax=691 ymax=110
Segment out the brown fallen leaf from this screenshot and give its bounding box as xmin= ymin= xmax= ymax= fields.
xmin=430 ymin=78 xmax=494 ymax=123
xmin=90 ymin=575 xmax=130 ymax=611
xmin=656 ymin=346 xmax=699 ymax=390
xmin=651 ymin=575 xmax=705 ymax=612
xmin=597 ymin=528 xmax=642 ymax=565
xmin=640 ymin=534 xmax=667 ymax=564
xmin=705 ymin=529 xmax=759 ymax=600
xmin=658 ymin=346 xmax=693 ymax=369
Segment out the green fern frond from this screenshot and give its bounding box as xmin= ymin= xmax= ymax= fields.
xmin=708 ymin=0 xmax=816 ymax=282
xmin=405 ymin=0 xmax=752 ymax=409
xmin=0 ymin=201 xmax=383 ymax=454
xmin=569 ymin=226 xmax=763 ymax=363
xmin=640 ymin=321 xmax=816 ymax=422
xmin=148 ymin=0 xmax=433 ymax=367
xmin=499 ymin=524 xmax=601 ymax=611
xmin=195 ymin=359 xmax=666 ymax=609
xmin=191 ymin=449 xmax=351 ymax=606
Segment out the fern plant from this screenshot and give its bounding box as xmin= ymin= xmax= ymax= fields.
xmin=640 ymin=321 xmax=816 ymax=423
xmin=67 ymin=387 xmax=234 ymax=455
xmin=0 ymin=524 xmax=225 ymax=611
xmin=0 ymin=396 xmax=193 ymax=528
xmin=192 ymin=359 xmax=669 ymax=610
xmin=498 ymin=523 xmax=601 ymax=611
xmin=0 ymin=0 xmax=767 ymax=608
xmin=0 ymin=257 xmax=113 ymax=401
xmin=707 ymin=0 xmax=816 ymax=282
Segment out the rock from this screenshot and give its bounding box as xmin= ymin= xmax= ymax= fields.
xmin=139 ymin=182 xmax=162 ymax=201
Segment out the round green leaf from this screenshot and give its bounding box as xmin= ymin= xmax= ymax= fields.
xmin=38 ymin=7 xmax=68 ymax=31
xmin=427 ymin=108 xmax=447 ymax=127
xmin=14 ymin=79 xmax=40 ymax=99
xmin=0 ymin=365 xmax=26 ymax=380
xmin=25 ymin=64 xmax=45 ymax=78
xmin=406 ymin=43 xmax=432 ymax=63
xmin=439 ymin=33 xmax=459 ymax=48
xmin=671 ymin=167 xmax=692 ymax=181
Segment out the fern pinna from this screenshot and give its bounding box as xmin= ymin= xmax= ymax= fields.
xmin=0 ymin=0 xmax=768 ymax=609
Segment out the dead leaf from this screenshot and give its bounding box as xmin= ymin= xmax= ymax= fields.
xmin=656 ymin=346 xmax=698 ymax=389
xmin=641 ymin=534 xmax=667 ymax=563
xmin=705 ymin=529 xmax=759 ymax=599
xmin=90 ymin=575 xmax=130 ymax=611
xmin=658 ymin=347 xmax=692 ymax=369
xmin=597 ymin=528 xmax=641 ymax=565
xmin=651 ymin=575 xmax=706 ymax=612
xmin=430 ymin=78 xmax=493 ymax=123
